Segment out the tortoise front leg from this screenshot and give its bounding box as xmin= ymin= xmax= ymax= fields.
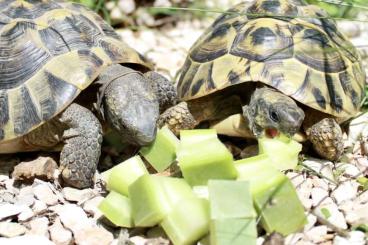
xmin=58 ymin=103 xmax=103 ymax=189
xmin=305 ymin=118 xmax=344 ymax=161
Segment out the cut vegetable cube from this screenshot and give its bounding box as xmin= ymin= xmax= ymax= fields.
xmin=193 ymin=186 xmax=209 ymax=200
xmin=107 ymin=156 xmax=148 ymax=196
xmin=160 ymin=198 xmax=210 ymax=245
xmin=129 ymin=175 xmax=195 ymax=227
xmin=208 ymin=180 xmax=256 ymax=219
xmin=180 ymin=129 xmax=217 ymax=146
xmin=177 ymin=131 xmax=237 ymax=186
xmin=258 ymin=134 xmax=302 ymax=170
xmin=140 ymin=126 xmax=180 ymax=172
xmin=210 ymin=218 xmax=257 ymax=245
xmin=235 ymin=155 xmax=285 ymax=195
xmin=98 ymin=191 xmax=133 ymax=227
xmin=254 ymin=177 xmax=307 ymax=235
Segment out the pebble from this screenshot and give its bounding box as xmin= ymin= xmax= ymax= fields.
xmin=303 ymin=159 xmax=335 ymax=184
xmin=74 ymin=226 xmax=114 ymax=245
xmin=18 ymin=206 xmax=34 ymax=222
xmin=333 ymin=231 xmax=366 ymax=245
xmin=32 ymin=200 xmax=48 ymax=214
xmin=0 ymin=235 xmax=55 ymax=245
xmin=335 ymin=163 xmax=362 ymax=178
xmin=33 ymin=183 xmax=59 ymax=206
xmin=118 ymin=0 xmax=135 ymax=14
xmin=15 ymin=186 xmax=35 ymax=207
xmin=0 ymin=203 xmax=25 ymax=220
xmin=345 ymin=203 xmax=368 ymax=226
xmin=28 ymin=217 xmax=49 ymax=237
xmin=82 ymin=196 xmax=104 ymax=218
xmin=331 ymin=181 xmax=359 ymax=205
xmin=311 ymin=187 xmax=330 ymax=207
xmin=49 ymin=218 xmax=73 ymax=245
xmin=12 ymin=156 xmax=58 ymax=182
xmin=315 ymin=202 xmax=347 ymax=230
xmin=303 ymin=214 xmax=317 ymax=232
xmin=62 ymin=187 xmax=95 ymax=203
xmin=56 ymin=204 xmax=92 ymax=233
xmin=0 ymin=222 xmax=27 ymax=237
xmin=304 ymin=225 xmax=328 ymax=243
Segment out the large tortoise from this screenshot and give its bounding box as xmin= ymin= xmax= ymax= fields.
xmin=0 ymin=0 xmax=176 ymax=188
xmin=160 ymin=0 xmax=366 ymax=161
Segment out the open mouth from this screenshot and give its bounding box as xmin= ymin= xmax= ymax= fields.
xmin=265 ymin=128 xmax=280 ymax=138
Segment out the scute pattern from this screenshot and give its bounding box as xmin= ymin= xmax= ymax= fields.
xmin=0 ymin=0 xmax=152 ymax=141
xmin=178 ymin=0 xmax=365 ymax=119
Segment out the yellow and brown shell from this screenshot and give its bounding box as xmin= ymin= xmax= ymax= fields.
xmin=0 ymin=0 xmax=152 ymax=142
xmin=178 ymin=0 xmax=366 ymax=120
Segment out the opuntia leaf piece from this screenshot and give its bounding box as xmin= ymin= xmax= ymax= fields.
xmin=107 ymin=156 xmax=148 ymax=196
xmin=210 ymin=219 xmax=257 ymax=245
xmin=98 ymin=191 xmax=134 ymax=227
xmin=129 ymin=175 xmax=195 ymax=227
xmin=140 ymin=126 xmax=180 ymax=172
xmin=258 ymin=134 xmax=302 ymax=170
xmin=160 ymin=198 xmax=210 ymax=245
xmin=208 ymin=180 xmax=256 ymax=219
xmin=177 ymin=129 xmax=237 ymax=186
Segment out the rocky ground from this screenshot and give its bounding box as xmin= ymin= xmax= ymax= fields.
xmin=1 ymin=2 xmax=368 ymax=245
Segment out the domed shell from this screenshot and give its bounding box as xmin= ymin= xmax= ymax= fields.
xmin=178 ymin=0 xmax=366 ymax=120
xmin=0 ymin=0 xmax=152 ymax=142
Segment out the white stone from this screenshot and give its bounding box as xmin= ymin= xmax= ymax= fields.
xmin=303 ymin=213 xmax=317 ymax=232
xmin=49 ymin=218 xmax=73 ymax=245
xmin=56 ymin=204 xmax=92 ymax=233
xmin=345 ymin=203 xmax=368 ymax=226
xmin=0 ymin=222 xmax=27 ymax=238
xmin=304 ymin=225 xmax=328 ymax=243
xmin=129 ymin=236 xmax=148 ymax=245
xmin=18 ymin=206 xmax=34 ymax=222
xmin=335 ymin=163 xmax=362 ymax=178
xmin=74 ymin=227 xmax=114 ymax=245
xmin=315 ymin=202 xmax=347 ymax=230
xmin=28 ymin=217 xmax=49 ymax=237
xmin=295 ymin=178 xmax=313 ymax=210
xmin=310 ymin=176 xmax=329 ymax=191
xmin=331 ymin=181 xmax=359 ymax=205
xmin=311 ymin=187 xmax=329 ymax=207
xmin=82 ymin=196 xmax=104 ymax=219
xmin=62 ymin=187 xmax=95 ymax=203
xmin=33 ymin=183 xmax=58 ymax=206
xmin=333 ymin=231 xmax=366 ymax=245
xmin=32 ymin=200 xmax=47 ymax=214
xmin=0 ymin=203 xmax=24 ymax=220
xmin=118 ymin=0 xmax=135 ymax=14
xmin=284 ymin=233 xmax=304 ymax=244
xmin=0 ymin=235 xmax=55 ymax=245
xmin=303 ymin=159 xmax=335 ymax=184
xmin=348 ymin=112 xmax=368 ymax=142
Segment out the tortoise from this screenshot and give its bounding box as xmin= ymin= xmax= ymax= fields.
xmin=159 ymin=0 xmax=366 ymax=161
xmin=0 ymin=0 xmax=176 ymax=188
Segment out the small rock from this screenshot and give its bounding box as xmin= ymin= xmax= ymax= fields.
xmin=315 ymin=202 xmax=347 ymax=230
xmin=28 ymin=217 xmax=49 ymax=237
xmin=333 ymin=231 xmax=366 ymax=245
xmin=295 ymin=177 xmax=313 ymax=210
xmin=74 ymin=227 xmax=114 ymax=245
xmin=15 ymin=187 xmax=35 ymax=207
xmin=56 ymin=204 xmax=92 ymax=233
xmin=303 ymin=213 xmax=317 ymax=232
xmin=32 ymin=200 xmax=48 ymax=214
xmin=130 ymin=236 xmax=149 ymax=245
xmin=49 ymin=218 xmax=73 ymax=245
xmin=335 ymin=163 xmax=362 ymax=178
xmin=0 ymin=174 xmax=9 ymax=182
xmin=310 ymin=176 xmax=329 ymax=191
xmin=33 ymin=183 xmax=59 ymax=206
xmin=284 ymin=233 xmax=304 ymax=244
xmin=0 ymin=203 xmax=24 ymax=220
xmin=0 ymin=222 xmax=27 ymax=237
xmin=110 ymin=7 xmax=124 ymax=22
xmin=303 ymin=159 xmax=335 ymax=185
xmin=311 ymin=187 xmax=330 ymax=207
xmin=18 ymin=206 xmax=34 ymax=222
xmin=331 ymin=181 xmax=359 ymax=205
xmin=304 ymin=225 xmax=328 ymax=243
xmin=0 ymin=235 xmax=55 ymax=245
xmin=12 ymin=156 xmax=58 ymax=182
xmin=345 ymin=203 xmax=368 ymax=226
xmin=62 ymin=187 xmax=95 ymax=203
xmin=82 ymin=196 xmax=104 ymax=218
xmin=0 ymin=191 xmax=15 ymax=203
xmin=118 ymin=0 xmax=135 ymax=14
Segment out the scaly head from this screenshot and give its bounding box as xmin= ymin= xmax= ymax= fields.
xmin=242 ymin=87 xmax=305 ymax=138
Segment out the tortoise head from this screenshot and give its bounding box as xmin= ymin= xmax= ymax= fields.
xmin=243 ymin=87 xmax=305 ymax=138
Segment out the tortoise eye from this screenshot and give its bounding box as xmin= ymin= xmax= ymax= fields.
xmin=269 ymin=109 xmax=279 ymax=122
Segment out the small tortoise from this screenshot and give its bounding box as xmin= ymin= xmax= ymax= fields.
xmin=160 ymin=0 xmax=366 ymax=161
xmin=0 ymin=0 xmax=176 ymax=188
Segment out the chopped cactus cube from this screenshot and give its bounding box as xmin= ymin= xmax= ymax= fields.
xmin=107 ymin=156 xmax=148 ymax=196
xmin=258 ymin=134 xmax=302 ymax=170
xmin=177 ymin=130 xmax=237 ymax=186
xmin=253 ymin=177 xmax=307 ymax=235
xmin=140 ymin=126 xmax=180 ymax=172
xmin=129 ymin=175 xmax=195 ymax=227
xmin=210 ymin=218 xmax=257 ymax=245
xmin=160 ymin=198 xmax=210 ymax=245
xmin=98 ymin=191 xmax=133 ymax=227
xmin=208 ymin=180 xmax=256 ymax=219
xmin=180 ymin=129 xmax=218 ymax=146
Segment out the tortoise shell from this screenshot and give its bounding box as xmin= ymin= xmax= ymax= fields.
xmin=178 ymin=0 xmax=366 ymax=120
xmin=0 ymin=0 xmax=152 ymax=142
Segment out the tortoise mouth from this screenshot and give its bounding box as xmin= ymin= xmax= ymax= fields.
xmin=265 ymin=128 xmax=280 ymax=138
